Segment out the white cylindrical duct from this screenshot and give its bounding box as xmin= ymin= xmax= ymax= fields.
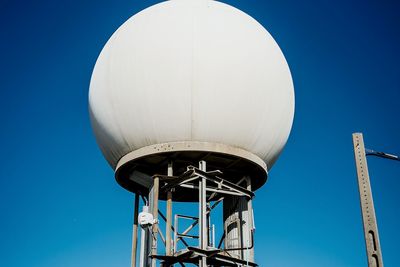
xmin=223 ymin=177 xmax=254 ymax=262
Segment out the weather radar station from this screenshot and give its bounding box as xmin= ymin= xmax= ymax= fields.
xmin=89 ymin=0 xmax=294 ymax=266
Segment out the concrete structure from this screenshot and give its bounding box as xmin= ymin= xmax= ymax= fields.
xmin=352 ymin=133 xmax=384 ymax=267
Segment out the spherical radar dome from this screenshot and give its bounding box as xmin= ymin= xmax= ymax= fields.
xmin=89 ymin=0 xmax=294 ymax=191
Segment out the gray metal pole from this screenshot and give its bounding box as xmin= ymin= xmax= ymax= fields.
xmin=151 ymin=177 xmax=160 ymax=267
xmin=173 ymin=214 xmax=178 ymax=254
xmin=139 ymin=227 xmax=146 ymax=267
xmin=352 ymin=133 xmax=384 ymax=267
xmin=199 ymin=160 xmax=207 ymax=267
xmin=131 ymin=194 xmax=140 ymax=267
xmin=139 ymin=205 xmax=150 ymax=267
xmin=245 ymin=176 xmax=255 ymax=263
xmin=166 ymin=162 xmax=173 ymax=256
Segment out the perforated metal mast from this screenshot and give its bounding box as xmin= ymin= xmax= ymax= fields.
xmin=352 ymin=133 xmax=384 ymax=267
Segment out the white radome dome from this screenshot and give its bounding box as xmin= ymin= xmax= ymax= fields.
xmin=89 ymin=0 xmax=295 ymax=172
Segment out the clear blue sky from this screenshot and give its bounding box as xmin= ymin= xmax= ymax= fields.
xmin=1 ymin=0 xmax=399 ymax=266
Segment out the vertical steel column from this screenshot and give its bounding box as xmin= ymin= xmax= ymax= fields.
xmin=199 ymin=160 xmax=207 ymax=267
xmin=131 ymin=194 xmax=140 ymax=267
xmin=245 ymin=177 xmax=255 ymax=263
xmin=173 ymin=214 xmax=178 ymax=254
xmin=211 ymin=224 xmax=215 ymax=248
xmin=353 ymin=133 xmax=384 ymax=267
xmin=151 ymin=177 xmax=160 ymax=267
xmin=139 ymin=205 xmax=150 ymax=267
xmin=166 ymin=162 xmax=173 ymax=256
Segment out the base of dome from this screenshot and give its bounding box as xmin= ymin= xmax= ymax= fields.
xmin=115 ymin=141 xmax=268 ymax=201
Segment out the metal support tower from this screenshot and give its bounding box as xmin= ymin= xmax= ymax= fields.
xmin=352 ymin=133 xmax=384 ymax=267
xmin=134 ymin=160 xmax=257 ymax=267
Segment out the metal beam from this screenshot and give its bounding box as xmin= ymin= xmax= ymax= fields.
xmin=131 ymin=194 xmax=139 ymax=267
xmin=366 ymin=149 xmax=400 ymax=161
xmin=166 ymin=162 xmax=173 ymax=256
xmin=139 ymin=205 xmax=150 ymax=267
xmin=151 ymin=177 xmax=160 ymax=267
xmin=352 ymin=133 xmax=384 ymax=267
xmin=198 ymin=161 xmax=207 ymax=267
xmin=179 ymin=184 xmax=250 ymax=197
xmin=193 ymin=168 xmax=254 ymax=198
